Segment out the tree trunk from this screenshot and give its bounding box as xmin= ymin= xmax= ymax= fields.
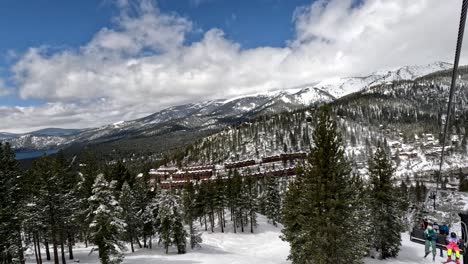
xmin=240 ymin=212 xmax=244 ymax=232
xmin=204 ymin=215 xmax=207 ymax=231
xmin=233 ymin=214 xmax=237 ymax=233
xmin=210 ymin=213 xmax=214 ymax=232
xmin=250 ymin=211 xmax=254 ymax=233
xmin=130 ymin=236 xmax=135 ymax=253
xmin=136 ymin=236 xmax=142 ymax=248
xmin=222 ymin=209 xmax=226 ymax=228
xmin=53 ymin=238 xmax=59 ymax=264
xmin=33 ymin=234 xmax=39 ymax=264
xmin=149 ymin=235 xmax=152 ymax=249
xmin=17 ymin=229 xmax=25 ymax=264
xmin=67 ymin=233 xmax=74 ymax=260
xmin=36 ymin=234 xmax=43 ymax=264
xmin=143 ymin=235 xmax=147 ymax=248
xmin=189 ymin=222 xmax=194 ymax=249
xmin=219 ymin=211 xmax=224 ymax=233
xmin=60 ymin=241 xmax=66 ymax=264
xmin=44 ymin=239 xmax=51 ymax=260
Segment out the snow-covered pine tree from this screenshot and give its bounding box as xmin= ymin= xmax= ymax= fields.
xmin=214 ymin=175 xmax=226 ymax=233
xmin=244 ymin=175 xmax=258 ymax=233
xmin=182 ymin=182 xmax=202 ymax=249
xmin=133 ymin=177 xmax=155 ymax=248
xmin=29 ymin=155 xmax=62 ymax=264
xmin=195 ymin=181 xmax=209 ymax=231
xmin=53 ymin=150 xmax=80 ymax=263
xmin=0 ymin=142 xmax=26 ymax=264
xmin=76 ymin=151 xmax=99 ymax=248
xmin=157 ymin=192 xmax=187 ymax=254
xmin=281 ymin=106 xmax=365 ymax=263
xmin=281 ymin=168 xmax=307 ymax=263
xmin=88 ymin=174 xmax=126 ymax=264
xmin=368 ymin=145 xmax=404 ymax=259
xmin=119 ymin=182 xmax=138 ymax=252
xmin=108 ymin=160 xmax=133 ymax=191
xmin=157 ymin=192 xmax=173 ymax=254
xmin=141 ymin=195 xmax=159 ymax=249
xmin=172 ymin=199 xmax=187 ymax=254
xmin=264 ymin=174 xmax=281 ymax=226
xmin=234 ymin=173 xmax=248 ymax=232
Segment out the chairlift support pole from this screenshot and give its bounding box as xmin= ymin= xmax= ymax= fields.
xmin=459 ymin=212 xmax=468 ymax=264
xmin=435 ymin=0 xmax=468 ymax=210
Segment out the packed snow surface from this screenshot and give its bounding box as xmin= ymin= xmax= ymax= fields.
xmin=25 ymin=214 xmax=291 ymax=264
xmin=24 ymin=213 xmax=460 ymax=264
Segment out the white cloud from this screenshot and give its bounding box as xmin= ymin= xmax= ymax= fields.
xmin=0 ymin=79 xmax=11 ymax=97
xmin=2 ymin=0 xmax=467 ymax=132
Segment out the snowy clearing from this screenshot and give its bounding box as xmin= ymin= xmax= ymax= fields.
xmin=25 ymin=214 xmax=291 ymax=264
xmin=24 ymin=214 xmax=462 ymax=264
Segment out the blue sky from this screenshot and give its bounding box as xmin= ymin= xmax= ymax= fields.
xmin=0 ymin=0 xmax=464 ymax=132
xmin=0 ymin=0 xmax=308 ymax=104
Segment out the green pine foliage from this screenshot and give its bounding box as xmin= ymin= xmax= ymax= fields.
xmin=183 ymin=182 xmax=202 ymax=249
xmin=264 ymin=174 xmax=281 ymax=226
xmin=281 ymin=106 xmax=366 ymax=264
xmin=368 ymin=145 xmax=404 ymax=259
xmin=119 ymin=182 xmax=139 ymax=252
xmin=0 ymin=143 xmax=25 ymax=264
xmin=244 ymin=175 xmax=258 ymax=233
xmin=88 ymin=174 xmax=126 ymax=264
xmin=156 ymin=192 xmax=187 ymax=254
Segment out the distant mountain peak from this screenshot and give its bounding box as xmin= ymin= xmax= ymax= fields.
xmin=313 ymin=61 xmax=452 ymax=98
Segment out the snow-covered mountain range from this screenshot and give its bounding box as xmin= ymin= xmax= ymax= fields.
xmin=314 ymin=61 xmax=452 ymax=98
xmin=1 ymin=62 xmax=454 ymax=152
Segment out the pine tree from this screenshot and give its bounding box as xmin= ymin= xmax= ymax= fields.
xmin=157 ymin=192 xmax=187 ymax=254
xmin=281 ymin=106 xmax=366 ymax=263
xmin=0 ymin=143 xmax=26 ymax=264
xmin=368 ymin=145 xmax=404 ymax=259
xmin=281 ymin=169 xmax=308 ymax=263
xmin=264 ymin=174 xmax=281 ymax=226
xmin=213 ymin=175 xmax=226 ymax=233
xmin=30 ymin=155 xmax=62 ymax=264
xmin=109 ymin=160 xmax=133 ymax=191
xmin=76 ymin=151 xmax=99 ymax=247
xmin=157 ymin=193 xmax=173 ymax=254
xmin=244 ymin=175 xmax=258 ymax=233
xmin=88 ymin=174 xmax=126 ymax=264
xmin=183 ymin=182 xmax=202 ymax=249
xmin=133 ymin=177 xmax=154 ymax=248
xmin=119 ymin=182 xmax=138 ymax=253
xmin=172 ymin=201 xmax=187 ymax=254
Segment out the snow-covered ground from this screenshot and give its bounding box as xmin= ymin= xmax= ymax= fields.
xmin=25 ymin=214 xmax=291 ymax=264
xmin=25 ymin=213 xmax=464 ymax=264
xmin=365 ymin=232 xmax=463 ymax=264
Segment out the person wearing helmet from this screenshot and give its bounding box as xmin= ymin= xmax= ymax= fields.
xmin=439 ymin=224 xmax=450 ymax=258
xmin=445 ymin=232 xmax=461 ymax=264
xmin=424 ymin=225 xmax=438 ymax=261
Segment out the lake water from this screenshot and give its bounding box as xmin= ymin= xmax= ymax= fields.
xmin=15 ymin=149 xmax=60 ymax=160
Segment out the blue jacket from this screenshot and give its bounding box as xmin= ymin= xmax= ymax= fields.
xmin=425 ymin=229 xmax=438 ymax=241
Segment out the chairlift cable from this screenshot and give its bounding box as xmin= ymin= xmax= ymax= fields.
xmin=435 ymin=0 xmax=468 ymax=206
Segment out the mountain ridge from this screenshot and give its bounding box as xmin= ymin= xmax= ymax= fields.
xmin=2 ymin=61 xmax=455 ymax=153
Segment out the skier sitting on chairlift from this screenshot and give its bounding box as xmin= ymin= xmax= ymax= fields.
xmin=445 ymin=232 xmax=461 ymax=264
xmin=439 ymin=224 xmax=450 ymax=258
xmin=424 ymin=225 xmax=438 ymax=261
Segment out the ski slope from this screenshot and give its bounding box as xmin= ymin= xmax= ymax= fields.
xmin=24 ymin=214 xmax=461 ymax=264
xmin=25 ymin=214 xmax=291 ymax=264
